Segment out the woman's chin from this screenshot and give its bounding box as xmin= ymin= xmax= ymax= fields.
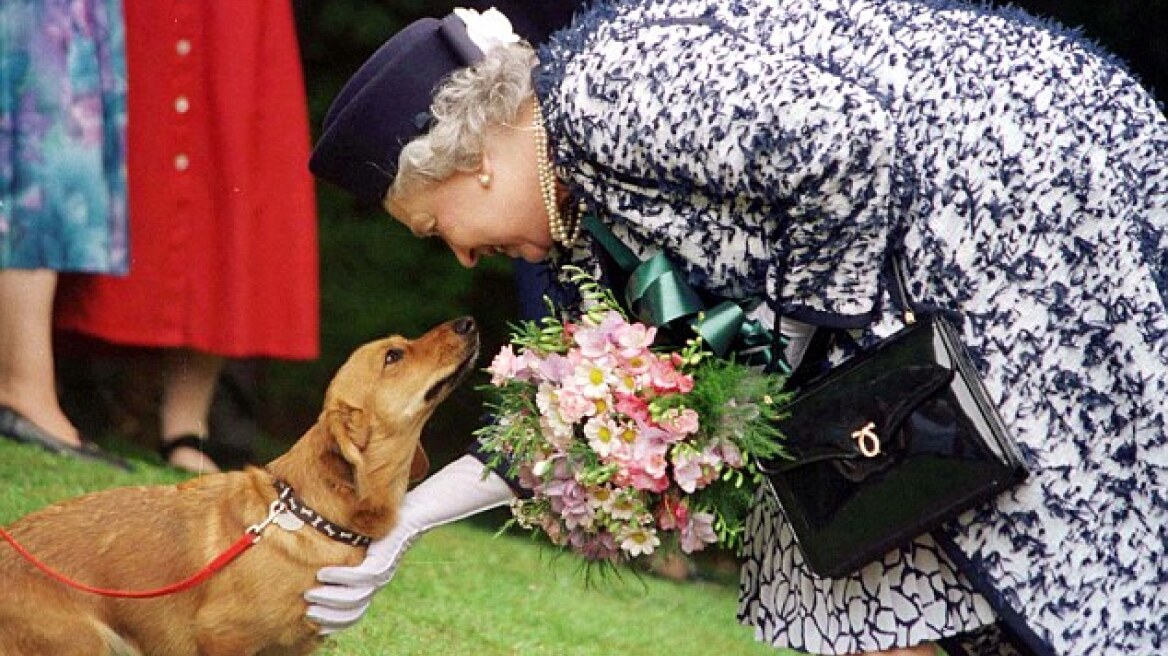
xmin=518 ymin=245 xmax=552 ymax=263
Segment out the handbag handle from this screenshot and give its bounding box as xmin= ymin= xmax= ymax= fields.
xmin=766 ymin=252 xmax=916 ymax=373
xmin=888 ymin=255 xmax=917 ymax=326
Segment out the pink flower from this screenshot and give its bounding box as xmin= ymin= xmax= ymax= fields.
xmin=610 ymin=423 xmax=671 ymax=492
xmin=646 ymin=356 xmax=693 ymax=393
xmin=570 ymin=530 xmax=620 ymax=562
xmin=562 ymin=503 xmax=595 ymax=531
xmin=619 ymin=350 xmax=653 ymax=376
xmin=719 ymin=440 xmax=744 ymax=469
xmin=556 ymin=388 xmax=593 ymax=424
xmin=612 ymin=321 xmax=656 ymax=358
xmin=633 ymin=424 xmax=671 ymax=458
xmin=659 ymin=407 xmax=700 ymax=437
xmin=671 ymin=445 xmax=721 ymax=493
xmin=671 ymin=451 xmax=704 ymax=494
xmin=614 ymin=393 xmax=651 ymax=425
xmin=487 ymin=345 xmax=521 ymax=385
xmin=537 ymin=352 xmax=574 ymax=385
xmin=573 ymin=325 xmax=610 ymax=359
xmin=610 ymin=370 xmax=640 ymax=396
xmin=597 ymin=311 xmax=629 ymax=335
xmin=655 ymin=496 xmax=689 ymax=531
xmin=647 ymin=357 xmax=679 ymax=392
xmin=618 ymin=463 xmax=670 ymax=493
xmin=542 ymin=475 xmax=594 ymax=530
xmin=679 ymin=512 xmax=718 ymax=554
xmin=574 ymin=311 xmax=626 ymax=359
xmin=641 ymin=453 xmax=669 ymax=480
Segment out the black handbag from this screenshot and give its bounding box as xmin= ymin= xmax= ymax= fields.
xmin=761 ymin=257 xmax=1029 ymax=578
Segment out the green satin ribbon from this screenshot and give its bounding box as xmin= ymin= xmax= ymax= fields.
xmin=583 ymin=215 xmax=787 ymax=372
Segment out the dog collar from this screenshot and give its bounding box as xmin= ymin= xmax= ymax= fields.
xmin=272 ymin=479 xmax=372 ymax=548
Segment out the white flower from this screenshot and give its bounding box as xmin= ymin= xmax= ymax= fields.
xmin=573 ymin=359 xmax=613 ymax=399
xmin=583 ymin=416 xmax=619 ymax=457
xmin=587 ymin=485 xmax=616 ymax=511
xmin=608 ymin=493 xmax=638 ymax=521
xmin=618 ymin=524 xmax=660 ymax=557
xmin=453 ymin=7 xmax=519 ymax=55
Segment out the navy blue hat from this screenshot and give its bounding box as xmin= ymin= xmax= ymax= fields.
xmin=310 ymin=14 xmax=486 ymax=204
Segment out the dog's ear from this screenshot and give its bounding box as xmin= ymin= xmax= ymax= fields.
xmin=408 ymin=445 xmax=430 ymax=483
xmin=327 ymin=401 xmax=370 ymax=468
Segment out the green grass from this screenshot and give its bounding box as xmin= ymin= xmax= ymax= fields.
xmin=0 ymin=440 xmax=794 ymax=655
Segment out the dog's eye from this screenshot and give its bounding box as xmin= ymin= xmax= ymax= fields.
xmin=384 ymin=348 xmax=405 ymax=366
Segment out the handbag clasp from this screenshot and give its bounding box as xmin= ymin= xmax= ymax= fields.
xmin=851 ymin=421 xmax=882 ymax=458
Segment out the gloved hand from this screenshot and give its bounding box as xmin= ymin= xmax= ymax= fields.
xmin=304 ymin=454 xmax=514 ymax=634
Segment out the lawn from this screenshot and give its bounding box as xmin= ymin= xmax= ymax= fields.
xmin=0 ymin=440 xmax=795 ymax=655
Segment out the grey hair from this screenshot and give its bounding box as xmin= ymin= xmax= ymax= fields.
xmin=390 ymin=41 xmax=538 ymax=200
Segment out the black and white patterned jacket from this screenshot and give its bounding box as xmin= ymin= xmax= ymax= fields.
xmin=531 ymin=1 xmax=1167 ymax=654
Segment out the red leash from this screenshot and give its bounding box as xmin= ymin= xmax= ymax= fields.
xmin=0 ymin=499 xmax=283 ymax=599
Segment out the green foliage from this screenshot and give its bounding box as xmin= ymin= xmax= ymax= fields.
xmin=681 ymin=355 xmax=792 ymax=464
xmin=674 ymin=357 xmax=792 ymax=550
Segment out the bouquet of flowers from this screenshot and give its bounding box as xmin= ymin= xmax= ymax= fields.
xmin=476 ymin=268 xmax=789 ymax=566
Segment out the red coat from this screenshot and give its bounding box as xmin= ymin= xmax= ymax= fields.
xmin=57 ymin=0 xmax=319 ymax=359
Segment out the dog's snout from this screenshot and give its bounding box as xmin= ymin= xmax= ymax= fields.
xmin=452 ymin=316 xmax=476 ymax=335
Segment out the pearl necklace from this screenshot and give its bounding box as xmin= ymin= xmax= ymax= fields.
xmin=532 ymin=100 xmax=580 ymax=247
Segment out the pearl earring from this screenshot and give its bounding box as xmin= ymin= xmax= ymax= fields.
xmin=478 ymin=173 xmax=491 ymax=188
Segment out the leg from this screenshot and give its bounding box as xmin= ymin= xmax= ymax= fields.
xmin=0 ymin=601 xmax=114 ymax=656
xmin=159 ymin=348 xmax=224 ymax=473
xmin=0 ymin=269 xmax=81 ymax=445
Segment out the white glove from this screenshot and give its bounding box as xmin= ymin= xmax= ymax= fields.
xmin=304 ymin=454 xmax=514 ymax=634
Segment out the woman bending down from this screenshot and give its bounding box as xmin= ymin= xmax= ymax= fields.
xmin=305 ymin=2 xmax=1167 ymax=654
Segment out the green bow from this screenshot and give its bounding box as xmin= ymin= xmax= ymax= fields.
xmin=583 ymin=215 xmax=788 ymax=372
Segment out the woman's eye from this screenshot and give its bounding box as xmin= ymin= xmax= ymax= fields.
xmin=384 ymin=349 xmax=404 ymax=366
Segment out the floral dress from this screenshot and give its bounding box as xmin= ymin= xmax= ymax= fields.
xmin=532 ymin=0 xmax=1168 ymax=653
xmin=0 ymin=0 xmax=128 ymax=273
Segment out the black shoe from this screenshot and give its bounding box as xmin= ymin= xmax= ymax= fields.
xmin=0 ymin=404 xmax=133 ymax=471
xmin=159 ymin=433 xmax=220 ymax=473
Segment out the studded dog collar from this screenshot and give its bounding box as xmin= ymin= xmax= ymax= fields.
xmin=272 ymin=479 xmax=372 ymax=548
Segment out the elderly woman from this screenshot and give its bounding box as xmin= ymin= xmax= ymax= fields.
xmin=306 ymin=2 xmax=1167 ymax=654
